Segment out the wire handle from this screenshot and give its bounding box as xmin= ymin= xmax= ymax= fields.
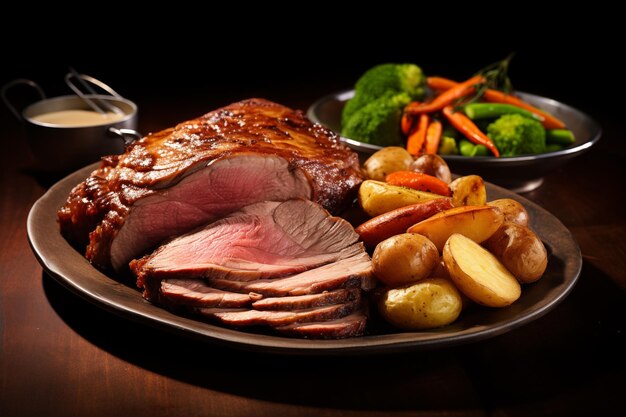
xmin=1 ymin=79 xmax=46 ymax=121
xmin=107 ymin=127 xmax=142 ymax=145
xmin=65 ymin=70 xmax=125 ymax=115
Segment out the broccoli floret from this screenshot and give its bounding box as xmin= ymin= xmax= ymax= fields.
xmin=342 ymin=63 xmax=425 ymax=126
xmin=355 ymin=63 xmax=425 ymax=100
xmin=487 ymin=114 xmax=546 ymax=156
xmin=341 ymin=92 xmax=411 ymax=146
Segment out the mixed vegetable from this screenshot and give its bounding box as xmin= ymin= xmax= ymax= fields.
xmin=354 ymin=149 xmax=548 ymax=330
xmin=341 ymin=58 xmax=575 ymax=157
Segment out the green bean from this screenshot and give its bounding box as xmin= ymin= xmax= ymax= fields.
xmin=459 ymin=140 xmax=489 ymax=157
xmin=546 ymin=129 xmax=575 ymax=146
xmin=464 ymin=103 xmax=542 ymax=121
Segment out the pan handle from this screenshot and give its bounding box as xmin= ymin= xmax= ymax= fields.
xmin=107 ymin=127 xmax=142 ymax=145
xmin=1 ymin=79 xmax=46 ymax=121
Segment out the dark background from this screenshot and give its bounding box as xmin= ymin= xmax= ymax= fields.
xmin=2 ymin=12 xmax=625 ymax=417
xmin=1 ymin=14 xmax=620 ymax=132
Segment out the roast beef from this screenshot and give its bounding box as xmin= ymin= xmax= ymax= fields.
xmin=159 ymin=279 xmax=261 ymax=308
xmin=251 ymin=288 xmax=361 ymax=311
xmin=206 ymin=254 xmax=374 ymax=297
xmin=58 ymin=99 xmax=363 ymax=271
xmin=275 ymin=312 xmax=368 ymax=339
xmin=131 ymin=198 xmax=373 ymax=338
xmin=199 ymin=301 xmax=361 ymax=327
xmin=131 ymin=200 xmax=366 ymax=286
xmin=59 ymin=99 xmax=374 ymax=339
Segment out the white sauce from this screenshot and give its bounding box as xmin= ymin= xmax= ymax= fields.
xmin=30 ymin=110 xmax=125 ymax=127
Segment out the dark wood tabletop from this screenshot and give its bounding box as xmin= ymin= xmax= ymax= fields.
xmin=1 ymin=82 xmax=625 ymax=417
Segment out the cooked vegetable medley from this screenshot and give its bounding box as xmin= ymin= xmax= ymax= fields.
xmin=342 ymin=58 xmax=574 ymax=157
xmin=355 ymin=150 xmax=548 ymax=330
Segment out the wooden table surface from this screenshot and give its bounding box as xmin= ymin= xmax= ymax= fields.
xmin=1 ymin=90 xmax=625 ymax=417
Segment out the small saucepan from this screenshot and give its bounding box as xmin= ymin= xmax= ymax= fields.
xmin=2 ymin=75 xmax=141 ymax=173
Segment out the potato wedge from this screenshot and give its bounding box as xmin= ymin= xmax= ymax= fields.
xmin=378 ymin=278 xmax=462 ymax=330
xmin=372 ymin=233 xmax=439 ymax=287
xmin=358 ymin=180 xmax=443 ymax=217
xmin=355 ymin=198 xmax=453 ymax=248
xmin=407 ymin=205 xmax=504 ymax=252
xmin=363 ymin=147 xmax=414 ymax=181
xmin=487 ymin=199 xmax=529 ymax=226
xmin=450 ymin=175 xmax=487 ymax=207
xmin=443 ymin=233 xmax=521 ymax=307
xmin=484 ymin=222 xmax=547 ymax=283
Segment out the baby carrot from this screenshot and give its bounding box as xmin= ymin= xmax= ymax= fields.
xmin=424 ymin=120 xmax=442 ymax=154
xmin=406 ymin=75 xmax=485 ymax=114
xmin=442 ymin=106 xmax=500 ymax=157
xmin=386 ymin=171 xmax=451 ymax=196
xmin=406 ymin=114 xmax=429 ymax=155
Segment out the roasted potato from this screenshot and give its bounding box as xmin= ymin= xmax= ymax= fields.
xmin=355 ymin=198 xmax=453 ymax=249
xmin=378 ymin=278 xmax=462 ymax=330
xmin=410 ymin=154 xmax=452 ymax=184
xmin=407 ymin=205 xmax=504 ymax=252
xmin=484 ymin=222 xmax=548 ymax=283
xmin=487 ymin=199 xmax=529 ymax=226
xmin=429 ymin=257 xmax=450 ymax=280
xmin=363 ymin=147 xmax=414 ymax=181
xmin=372 ymin=233 xmax=439 ymax=287
xmin=443 ymin=233 xmax=521 ymax=307
xmin=358 ymin=180 xmax=443 ymax=217
xmin=450 ymin=175 xmax=487 ymax=207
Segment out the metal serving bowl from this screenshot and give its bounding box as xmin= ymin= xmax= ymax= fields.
xmin=308 ymin=90 xmax=602 ymax=192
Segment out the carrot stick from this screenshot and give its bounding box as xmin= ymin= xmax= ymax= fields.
xmin=406 ymin=114 xmax=429 ymax=155
xmin=355 ymin=198 xmax=453 ymax=248
xmin=424 ymin=120 xmax=442 ymax=154
xmin=406 ymin=75 xmax=485 ymax=114
xmin=386 ymin=171 xmax=451 ymax=196
xmin=401 ymin=112 xmax=414 ymax=135
xmin=428 ymin=77 xmax=566 ymax=129
xmin=483 ymin=89 xmax=566 ymax=129
xmin=442 ymin=106 xmax=500 ymax=157
xmin=427 ymin=76 xmax=458 ymax=92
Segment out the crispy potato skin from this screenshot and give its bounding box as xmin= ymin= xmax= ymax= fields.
xmin=364 ymin=147 xmax=414 ymax=181
xmin=487 ymin=199 xmax=529 ymax=226
xmin=378 ymin=278 xmax=462 ymax=330
xmin=410 ymin=154 xmax=452 ymax=184
xmin=407 ymin=205 xmax=504 ymax=252
xmin=443 ymin=234 xmax=521 ymax=307
xmin=450 ymin=175 xmax=487 ymax=207
xmin=484 ymin=222 xmax=548 ymax=283
xmin=372 ymin=233 xmax=439 ymax=286
xmin=358 ymin=180 xmax=442 ymax=217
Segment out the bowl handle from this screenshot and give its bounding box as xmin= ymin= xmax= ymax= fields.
xmin=1 ymin=79 xmax=46 ymax=122
xmin=107 ymin=127 xmax=142 ymax=145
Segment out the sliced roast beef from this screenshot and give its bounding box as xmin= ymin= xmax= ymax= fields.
xmin=131 ymin=200 xmax=365 ymax=287
xmin=275 ymin=312 xmax=368 ymax=339
xmin=58 ymin=99 xmax=363 ymax=271
xmin=130 ymin=198 xmax=373 ymax=338
xmin=159 ymin=279 xmax=261 ymax=308
xmin=251 ymin=288 xmax=361 ymax=311
xmin=207 ymin=252 xmax=374 ymax=297
xmin=199 ymin=301 xmax=360 ymax=327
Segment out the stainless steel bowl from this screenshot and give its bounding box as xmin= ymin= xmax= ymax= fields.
xmin=308 ymin=90 xmax=602 ymax=192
